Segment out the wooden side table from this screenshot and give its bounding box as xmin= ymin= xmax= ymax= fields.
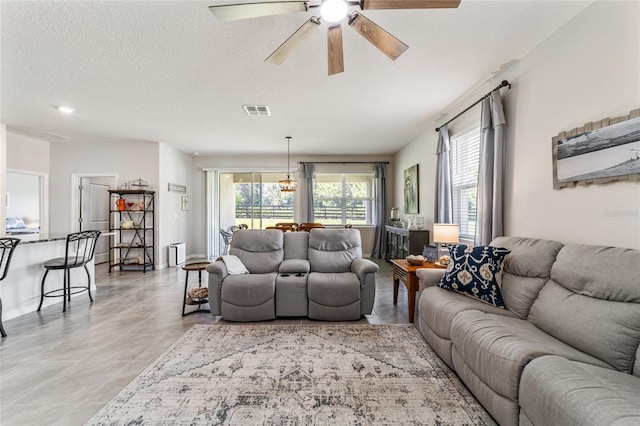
xmin=391 ymin=259 xmax=446 ymax=323
xmin=182 ymin=261 xmax=212 ymax=316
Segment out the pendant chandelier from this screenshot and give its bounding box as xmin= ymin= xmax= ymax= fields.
xmin=279 ymin=136 xmax=298 ymax=192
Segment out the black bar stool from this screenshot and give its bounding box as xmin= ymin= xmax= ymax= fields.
xmin=0 ymin=237 xmax=20 ymax=337
xmin=38 ymin=230 xmax=101 ymax=313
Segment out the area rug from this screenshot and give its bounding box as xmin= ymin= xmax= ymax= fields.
xmin=87 ymin=324 xmax=495 ymax=425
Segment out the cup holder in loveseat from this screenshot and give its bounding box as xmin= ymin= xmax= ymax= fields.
xmin=280 ymin=273 xmax=291 ymax=277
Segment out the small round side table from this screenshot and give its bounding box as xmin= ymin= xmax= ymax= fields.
xmin=182 ymin=261 xmax=212 ymax=316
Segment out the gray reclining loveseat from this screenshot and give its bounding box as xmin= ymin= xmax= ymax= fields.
xmin=206 ymin=228 xmax=378 ymax=322
xmin=415 ymin=236 xmax=640 ymax=426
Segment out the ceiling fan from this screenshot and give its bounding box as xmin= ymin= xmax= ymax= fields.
xmin=209 ymin=0 xmax=461 ymax=75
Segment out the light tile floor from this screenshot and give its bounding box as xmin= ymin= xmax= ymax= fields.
xmin=0 ymin=259 xmax=412 ymax=425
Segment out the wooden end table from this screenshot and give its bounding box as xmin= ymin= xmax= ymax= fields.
xmin=391 ymin=259 xmax=446 ymax=323
xmin=182 ymin=261 xmax=212 ymax=316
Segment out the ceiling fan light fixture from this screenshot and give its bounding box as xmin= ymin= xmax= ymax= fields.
xmin=321 ymin=0 xmax=348 ymax=23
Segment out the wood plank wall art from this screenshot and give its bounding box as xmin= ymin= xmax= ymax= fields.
xmin=552 ymin=108 xmax=640 ymax=189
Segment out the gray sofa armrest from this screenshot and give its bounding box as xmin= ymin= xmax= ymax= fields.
xmin=351 ymin=258 xmax=379 ymax=283
xmin=351 ymin=258 xmax=379 ymax=316
xmin=415 ymin=268 xmax=446 ymax=292
xmin=207 ymin=260 xmax=229 ymax=316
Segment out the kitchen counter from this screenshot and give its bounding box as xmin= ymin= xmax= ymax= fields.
xmin=0 ymin=235 xmax=96 ymax=321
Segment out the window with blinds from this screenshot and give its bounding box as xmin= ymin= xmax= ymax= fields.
xmin=451 ymin=127 xmax=481 ymax=240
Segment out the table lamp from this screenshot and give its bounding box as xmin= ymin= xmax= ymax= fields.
xmin=433 ymin=223 xmax=459 ymax=266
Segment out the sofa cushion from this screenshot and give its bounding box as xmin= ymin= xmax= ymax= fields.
xmin=520 ymin=356 xmax=640 ymax=426
xmin=307 ymin=272 xmax=360 ymax=306
xmin=438 ymin=244 xmax=510 ymax=307
xmin=452 ymin=346 xmax=520 ymax=426
xmin=450 ymin=310 xmax=610 ymax=401
xmin=529 ymin=244 xmax=640 ymax=373
xmin=283 ymin=231 xmax=309 ymax=260
xmin=308 ymin=229 xmax=362 ymax=273
xmin=490 ymin=236 xmax=564 ymax=319
xmin=221 ymin=273 xmax=277 ymax=307
xmin=229 ymin=230 xmax=284 ymax=274
xmin=419 ymin=285 xmax=517 ymax=340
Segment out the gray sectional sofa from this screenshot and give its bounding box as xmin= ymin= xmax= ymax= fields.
xmin=206 ymin=228 xmax=378 ymax=322
xmin=415 ymin=236 xmax=640 ymax=426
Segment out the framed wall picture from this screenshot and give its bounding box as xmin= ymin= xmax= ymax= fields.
xmin=404 ymin=164 xmax=419 ymax=214
xmin=168 ymin=183 xmax=187 ymax=193
xmin=552 ymin=108 xmax=640 ymax=189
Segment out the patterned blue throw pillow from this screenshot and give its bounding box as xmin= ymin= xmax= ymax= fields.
xmin=437 ymin=244 xmax=511 ymax=307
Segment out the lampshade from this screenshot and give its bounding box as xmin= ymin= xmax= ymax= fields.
xmin=279 ymin=136 xmax=298 ymax=192
xmin=433 ymin=223 xmax=459 ymax=244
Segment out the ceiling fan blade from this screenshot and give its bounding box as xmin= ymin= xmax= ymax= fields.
xmin=327 ymin=24 xmax=345 ymax=75
xmin=209 ymin=1 xmax=308 ymax=21
xmin=265 ymin=17 xmax=321 ymax=65
xmin=360 ymin=0 xmax=460 ymax=10
xmin=348 ymin=12 xmax=408 ymax=60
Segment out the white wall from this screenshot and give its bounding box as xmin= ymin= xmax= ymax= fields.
xmin=394 ymin=0 xmax=640 ymax=249
xmin=14 ymin=139 xmax=192 ymax=269
xmin=502 ymin=0 xmax=640 ymax=249
xmin=6 ymin=131 xmax=50 ymax=174
xmin=49 ymin=140 xmax=160 ymax=241
xmin=0 ymin=125 xmax=6 ymax=235
xmin=394 ymin=133 xmax=438 ymax=244
xmin=158 ymin=143 xmax=192 ymax=268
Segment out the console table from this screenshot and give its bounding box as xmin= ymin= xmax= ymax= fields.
xmin=385 ymin=226 xmax=429 ymax=262
xmin=391 ymin=258 xmax=446 ymax=323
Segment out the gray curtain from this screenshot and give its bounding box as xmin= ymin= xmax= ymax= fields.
xmin=434 ymin=125 xmax=453 ymax=224
xmin=475 ymin=90 xmax=507 ymax=245
xmin=301 ymin=163 xmax=315 ymax=223
xmin=372 ymin=163 xmax=387 ymax=259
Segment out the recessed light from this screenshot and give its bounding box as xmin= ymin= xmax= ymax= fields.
xmin=58 ymin=106 xmax=75 ymax=114
xmin=193 ymin=152 xmax=200 ymax=156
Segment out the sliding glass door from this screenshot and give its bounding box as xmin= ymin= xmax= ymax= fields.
xmin=212 ymin=171 xmax=293 ymax=255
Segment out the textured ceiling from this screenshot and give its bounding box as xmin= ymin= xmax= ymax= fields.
xmin=0 ymin=0 xmax=592 ymax=155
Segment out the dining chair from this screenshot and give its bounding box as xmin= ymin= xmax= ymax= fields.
xmin=0 ymin=238 xmax=20 ymax=337
xmin=37 ymin=230 xmax=101 ymax=313
xmin=220 ymin=228 xmax=233 ymax=254
xmin=298 ymin=223 xmax=326 ymax=232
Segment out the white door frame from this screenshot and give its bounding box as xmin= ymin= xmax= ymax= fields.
xmin=70 ymin=173 xmax=118 ymax=232
xmin=7 ymin=168 xmax=49 ymax=234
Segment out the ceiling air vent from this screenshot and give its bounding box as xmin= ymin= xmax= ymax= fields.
xmin=243 ymin=105 xmax=271 ymax=116
xmin=26 ymin=130 xmax=71 ymax=141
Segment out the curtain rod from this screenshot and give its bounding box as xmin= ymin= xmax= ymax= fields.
xmin=299 ymin=161 xmax=389 ymax=164
xmin=435 ymin=80 xmax=511 ymax=132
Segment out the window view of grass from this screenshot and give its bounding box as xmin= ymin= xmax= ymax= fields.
xmin=234 ymin=180 xmax=294 ymax=229
xmin=313 ymin=173 xmax=374 ymax=225
xmin=230 ymin=172 xmax=374 ymax=228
